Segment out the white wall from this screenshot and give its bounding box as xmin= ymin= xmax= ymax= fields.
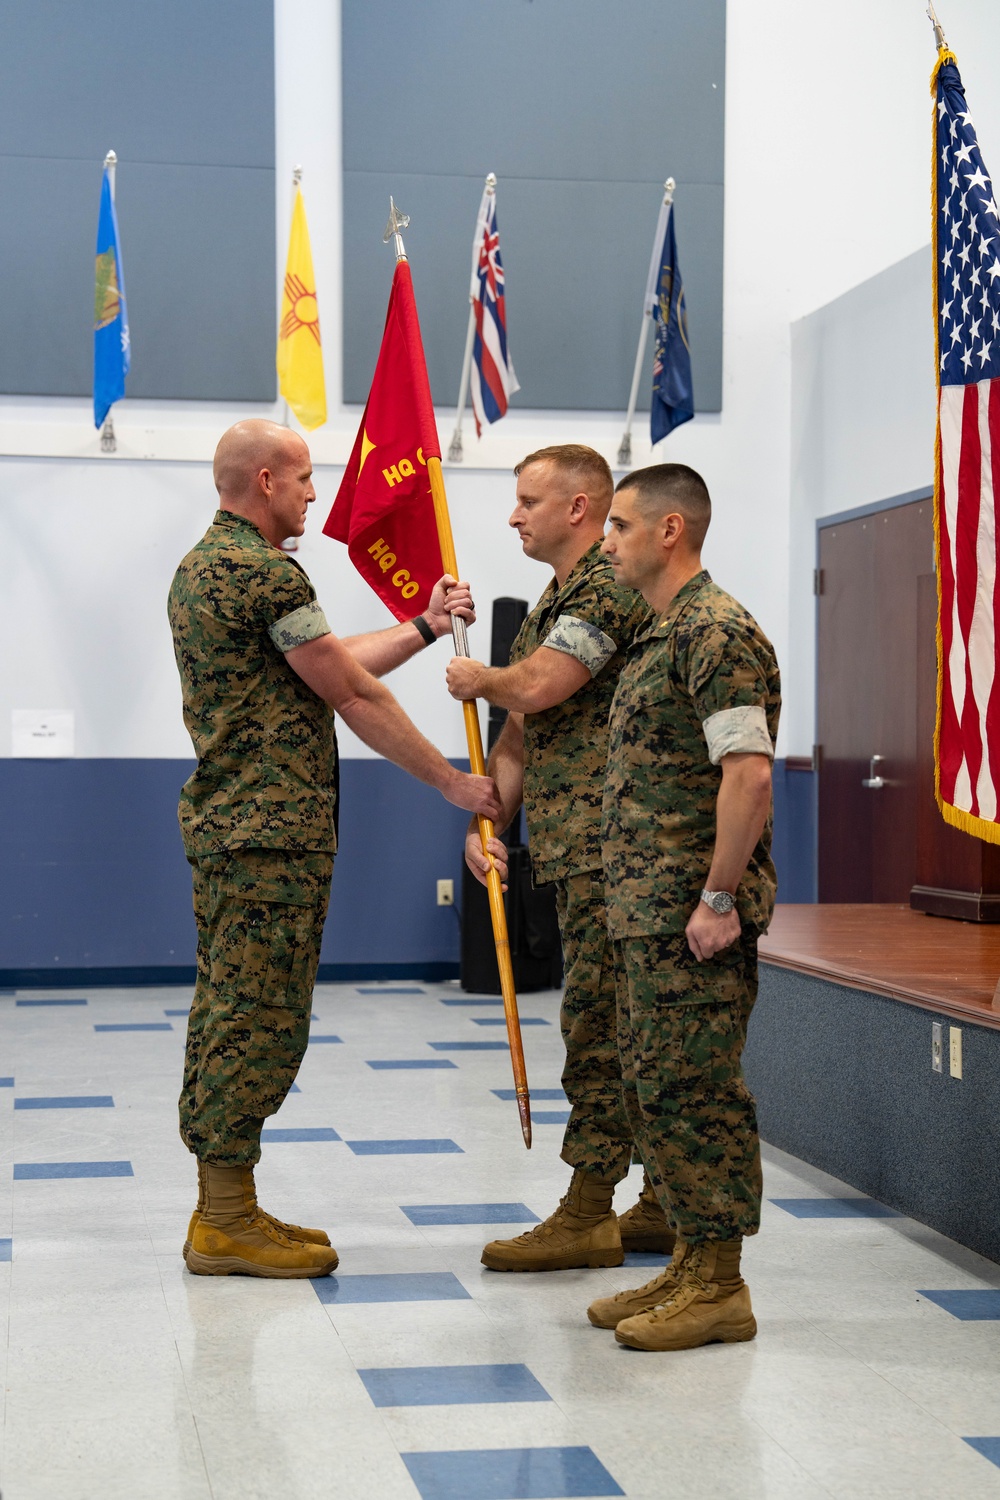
xmin=5 ymin=0 xmax=1000 ymax=763
xmin=786 ymin=248 xmax=936 ymax=755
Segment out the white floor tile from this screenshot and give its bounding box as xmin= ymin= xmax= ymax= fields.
xmin=3 ymin=983 xmax=1000 ymax=1500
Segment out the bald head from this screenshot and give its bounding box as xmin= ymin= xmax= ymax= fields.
xmin=213 ymin=419 xmax=304 ymax=502
xmin=212 ymin=419 xmax=316 ymax=546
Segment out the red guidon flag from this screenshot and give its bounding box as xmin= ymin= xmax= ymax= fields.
xmin=324 ymin=262 xmax=444 ymax=621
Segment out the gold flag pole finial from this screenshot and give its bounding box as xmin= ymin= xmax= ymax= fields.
xmin=927 ymin=3 xmax=948 ymax=52
xmin=383 ymin=198 xmax=410 ymax=263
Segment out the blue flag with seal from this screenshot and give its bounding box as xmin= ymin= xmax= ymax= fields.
xmin=648 ymin=199 xmax=693 ymax=444
xmin=93 ymin=159 xmax=130 ymax=428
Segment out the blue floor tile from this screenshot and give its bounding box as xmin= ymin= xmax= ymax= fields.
xmin=401 ymin=1203 xmax=541 ymax=1226
xmin=356 ymin=986 xmax=426 ymax=994
xmin=289 ymin=1083 xmax=301 ymax=1092
xmin=16 ymin=997 xmax=87 ymax=1007
xmin=623 ymin=1251 xmax=669 ymax=1266
xmin=260 ymin=1127 xmax=341 ymax=1143
xmin=401 ymin=1446 xmax=624 ymax=1500
xmin=309 ymin=1035 xmax=343 ymax=1044
xmin=359 ymin=1363 xmax=550 ymax=1408
xmin=770 ymin=1197 xmax=901 ymax=1219
xmin=0 ymin=1238 xmax=11 ymax=1261
xmin=0 ymin=1078 xmax=13 ymax=1088
xmin=94 ymin=1023 xmax=173 ymax=1033
xmin=965 ymin=1437 xmax=1000 ymax=1467
xmin=429 ymin=1041 xmax=508 ymax=1052
xmin=493 ymin=1088 xmax=567 ymax=1102
xmin=532 ymin=1110 xmax=571 ymax=1125
xmin=164 ymin=1008 xmax=190 ymax=1016
xmin=313 ymin=1272 xmax=470 ymax=1305
xmin=347 ymin=1139 xmax=463 ymax=1156
xmin=14 ymin=1160 xmax=133 ymax=1180
xmin=473 ymin=1016 xmax=550 ymax=1026
xmin=440 ymin=998 xmax=503 ymax=1006
xmin=367 ymin=1059 xmax=458 ymax=1070
xmin=15 ymin=1096 xmax=114 ymax=1110
xmin=920 ymin=1289 xmax=1000 ymax=1319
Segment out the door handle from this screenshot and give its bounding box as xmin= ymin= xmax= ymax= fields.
xmin=862 ymin=754 xmax=886 ymax=789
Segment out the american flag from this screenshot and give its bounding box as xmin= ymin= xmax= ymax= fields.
xmin=469 ymin=183 xmax=519 ymax=437
xmin=934 ymin=50 xmax=1000 ymax=843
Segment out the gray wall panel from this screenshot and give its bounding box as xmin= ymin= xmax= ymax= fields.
xmin=342 ymin=0 xmax=724 ymax=413
xmin=0 ymin=1 xmax=276 ymax=401
xmin=344 ymin=171 xmax=722 ymax=413
xmin=0 ymin=161 xmax=276 ymax=400
xmin=0 ymin=0 xmax=274 ymax=167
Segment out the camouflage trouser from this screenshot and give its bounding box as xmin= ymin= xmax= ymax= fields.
xmin=179 ymin=848 xmax=333 ymax=1167
xmin=554 ymin=873 xmax=636 ymax=1181
xmin=613 ymin=930 xmax=762 ymax=1242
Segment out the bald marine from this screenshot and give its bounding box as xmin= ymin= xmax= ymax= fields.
xmin=212 ymin=418 xmax=315 ymax=547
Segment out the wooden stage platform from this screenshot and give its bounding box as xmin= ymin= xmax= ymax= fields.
xmin=758 ymin=904 xmax=1000 ymax=1030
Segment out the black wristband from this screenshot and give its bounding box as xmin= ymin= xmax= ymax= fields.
xmin=412 ymin=614 xmax=437 ymax=647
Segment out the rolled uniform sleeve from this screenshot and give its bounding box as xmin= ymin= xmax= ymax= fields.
xmin=543 ymin=613 xmax=618 ymax=677
xmin=684 ymin=626 xmax=776 ymax=764
xmin=269 ymin=601 xmax=331 ymax=653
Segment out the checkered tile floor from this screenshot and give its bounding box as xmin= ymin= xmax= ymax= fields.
xmin=3 ymin=980 xmax=1000 ymax=1499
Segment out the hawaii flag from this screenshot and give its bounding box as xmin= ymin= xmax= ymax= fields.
xmin=277 ymin=184 xmax=327 ymax=430
xmin=469 ymin=182 xmax=518 ymax=436
xmin=933 ymin=45 xmax=1000 ymax=841
xmin=323 ymin=262 xmax=444 ymax=621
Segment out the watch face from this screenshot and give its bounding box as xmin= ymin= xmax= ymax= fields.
xmin=704 ymin=890 xmax=734 ymax=914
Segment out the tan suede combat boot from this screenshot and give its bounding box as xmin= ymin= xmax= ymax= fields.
xmin=616 ymin=1170 xmax=677 ymax=1255
xmin=186 ymin=1164 xmax=340 ymax=1278
xmin=614 ymin=1238 xmax=757 ymax=1350
xmin=586 ymin=1242 xmax=687 ymax=1328
xmin=183 ymin=1160 xmax=332 ymax=1259
xmin=481 ymin=1169 xmax=623 ymax=1271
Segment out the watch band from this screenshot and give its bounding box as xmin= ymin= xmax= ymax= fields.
xmin=412 ymin=615 xmax=437 ymax=647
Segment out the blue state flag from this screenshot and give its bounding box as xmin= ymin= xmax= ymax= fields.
xmin=649 ymin=203 xmax=693 ymax=445
xmin=93 ymin=165 xmax=130 ymax=428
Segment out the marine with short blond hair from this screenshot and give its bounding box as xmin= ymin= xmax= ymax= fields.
xmin=447 ymin=443 xmax=672 ymax=1271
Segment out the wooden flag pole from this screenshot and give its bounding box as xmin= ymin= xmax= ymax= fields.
xmin=384 ymin=199 xmax=532 ymax=1148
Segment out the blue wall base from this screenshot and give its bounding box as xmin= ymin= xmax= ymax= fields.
xmin=0 ymin=960 xmax=461 ymax=990
xmin=0 ymin=757 xmax=817 ymax=979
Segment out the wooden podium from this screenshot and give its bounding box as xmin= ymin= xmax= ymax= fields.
xmin=910 ymin=574 xmax=1000 ymax=922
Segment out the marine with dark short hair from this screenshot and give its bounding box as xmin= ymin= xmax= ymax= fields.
xmin=586 ymin=462 xmax=779 ymax=1350
xmin=168 ymin=418 xmax=499 ymax=1279
xmin=446 ymin=444 xmax=673 ymax=1271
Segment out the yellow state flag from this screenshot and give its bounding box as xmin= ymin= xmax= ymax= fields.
xmin=277 ymin=186 xmax=327 ymax=429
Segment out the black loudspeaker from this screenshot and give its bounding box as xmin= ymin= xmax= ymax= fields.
xmin=460 ymin=598 xmax=564 ymax=994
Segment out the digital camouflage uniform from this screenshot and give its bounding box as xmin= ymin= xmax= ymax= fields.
xmin=168 ymin=511 xmax=337 ymax=1167
xmin=602 ymin=570 xmax=780 ymax=1242
xmin=512 ymin=541 xmax=650 ymax=1178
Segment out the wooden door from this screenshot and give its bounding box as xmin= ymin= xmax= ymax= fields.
xmin=817 ymin=499 xmax=933 ymax=902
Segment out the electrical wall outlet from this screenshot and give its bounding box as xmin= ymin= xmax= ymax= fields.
xmin=436 ymin=878 xmax=454 ymax=907
xmin=932 ymin=1021 xmax=943 ymax=1073
xmin=949 ymin=1026 xmax=963 ymax=1079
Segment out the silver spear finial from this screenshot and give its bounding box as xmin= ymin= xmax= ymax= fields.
xmin=383 ymin=197 xmax=410 ymax=262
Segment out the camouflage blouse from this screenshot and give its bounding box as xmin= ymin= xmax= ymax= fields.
xmin=512 ymin=541 xmax=650 ymax=883
xmin=168 ymin=511 xmax=337 ymax=856
xmin=602 ymin=570 xmax=781 ymax=937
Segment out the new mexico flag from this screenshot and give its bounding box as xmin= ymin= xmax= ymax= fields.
xmin=277 ymin=186 xmax=327 ymax=429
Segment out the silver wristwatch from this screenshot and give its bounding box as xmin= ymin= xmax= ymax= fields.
xmin=700 ymin=888 xmax=735 ymax=915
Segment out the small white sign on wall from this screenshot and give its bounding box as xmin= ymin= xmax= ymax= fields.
xmin=11 ymin=709 xmax=75 ymax=758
